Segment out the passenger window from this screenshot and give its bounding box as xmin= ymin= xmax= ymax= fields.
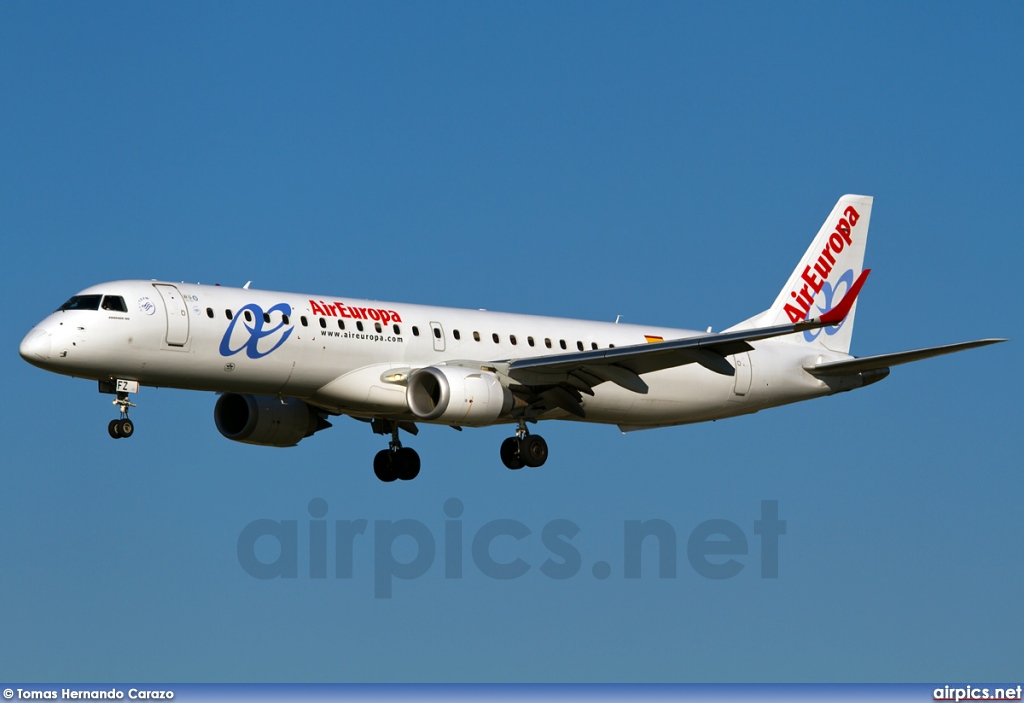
xmin=591 ymin=342 xmax=598 ymax=350
xmin=510 ymin=335 xmax=517 ymax=346
xmin=319 ymin=318 xmax=326 ymax=328
xmin=412 ymin=326 xmax=420 ymax=336
xmin=357 ymin=321 xmax=364 ymax=331
xmin=577 ymin=341 xmax=584 ymax=351
xmin=473 ymin=331 xmax=480 ymax=342
xmin=338 ymin=320 xmax=345 ymax=330
xmin=609 ymin=344 xmax=615 ymax=348
xmin=453 ymin=329 xmax=461 ymax=340
xmin=393 ymin=324 xmax=400 ymax=334
xmin=101 ymin=296 xmax=128 ymax=312
xmin=226 ymin=310 xmax=233 ymax=320
xmin=492 ymin=333 xmax=499 ymax=343
xmin=282 ymin=314 xmax=290 ymax=325
xmin=264 ymin=313 xmax=271 ymax=324
xmin=206 ymin=307 xmax=214 ymax=319
xmin=433 ymin=327 xmax=442 ymax=339
xmin=375 ymin=322 xmax=382 ymax=333
xmin=300 ymin=316 xmax=308 ymax=326
xmin=244 ymin=310 xmax=253 ymax=323
xmin=545 ymin=338 xmax=552 ymax=349
xmin=527 ymin=336 xmax=535 ymax=347
xmin=560 ymin=340 xmax=567 ymax=350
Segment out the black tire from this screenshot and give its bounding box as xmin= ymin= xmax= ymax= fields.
xmin=118 ymin=419 xmax=134 ymax=438
xmin=395 ymin=447 xmax=421 ymax=481
xmin=500 ymin=437 xmax=525 ymax=470
xmin=373 ymin=449 xmax=397 ymax=482
xmin=522 ymin=434 xmax=548 ymax=468
xmin=108 ymin=420 xmax=121 ymax=439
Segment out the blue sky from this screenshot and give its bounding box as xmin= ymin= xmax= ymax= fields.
xmin=1 ymin=2 xmax=1020 ymax=683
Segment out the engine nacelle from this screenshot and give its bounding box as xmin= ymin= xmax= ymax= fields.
xmin=406 ymin=366 xmax=512 ymax=426
xmin=214 ymin=393 xmax=331 ymax=447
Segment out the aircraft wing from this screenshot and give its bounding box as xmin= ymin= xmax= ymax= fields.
xmin=502 ymin=270 xmax=871 ymax=395
xmin=803 ymin=338 xmax=1007 ymax=376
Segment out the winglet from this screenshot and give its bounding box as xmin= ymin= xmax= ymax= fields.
xmin=818 ymin=268 xmax=870 ymax=326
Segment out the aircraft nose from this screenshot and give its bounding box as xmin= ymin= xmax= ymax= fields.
xmin=19 ymin=327 xmax=52 ymax=363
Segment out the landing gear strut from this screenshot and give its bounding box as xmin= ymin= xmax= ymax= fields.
xmin=500 ymin=420 xmax=548 ymax=470
xmin=372 ymin=421 xmax=420 ymax=482
xmin=107 ymin=391 xmax=135 ymax=439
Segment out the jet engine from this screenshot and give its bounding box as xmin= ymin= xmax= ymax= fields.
xmin=406 ymin=366 xmax=513 ymax=426
xmin=214 ymin=393 xmax=331 ymax=447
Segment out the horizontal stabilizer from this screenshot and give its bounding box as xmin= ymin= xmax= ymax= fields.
xmin=805 ymin=339 xmax=1007 ymax=376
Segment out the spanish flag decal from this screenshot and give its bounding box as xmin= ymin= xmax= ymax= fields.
xmin=644 ymin=335 xmax=664 ymax=344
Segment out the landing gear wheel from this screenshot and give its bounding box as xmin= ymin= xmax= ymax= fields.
xmin=372 ymin=420 xmax=421 ymax=482
xmin=107 ymin=389 xmax=137 ymax=440
xmin=395 ymin=447 xmax=421 ymax=481
xmin=118 ymin=419 xmax=134 ymax=438
xmin=500 ymin=437 xmax=525 ymax=470
xmin=522 ymin=434 xmax=548 ymax=468
xmin=373 ymin=449 xmax=397 ymax=483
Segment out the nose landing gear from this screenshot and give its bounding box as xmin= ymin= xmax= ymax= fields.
xmin=107 ymin=391 xmax=136 ymax=439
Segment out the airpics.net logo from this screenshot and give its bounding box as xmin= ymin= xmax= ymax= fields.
xmin=237 ymin=499 xmax=787 ymax=599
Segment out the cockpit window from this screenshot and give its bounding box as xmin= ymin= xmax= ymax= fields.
xmin=58 ymin=295 xmax=102 ymax=312
xmin=101 ymin=296 xmax=128 ymax=312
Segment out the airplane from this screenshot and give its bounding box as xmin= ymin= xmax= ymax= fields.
xmin=19 ymin=195 xmax=1005 ymax=482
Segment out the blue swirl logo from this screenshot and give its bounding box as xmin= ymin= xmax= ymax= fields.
xmin=803 ymin=269 xmax=854 ymax=343
xmin=219 ymin=303 xmax=293 ymax=359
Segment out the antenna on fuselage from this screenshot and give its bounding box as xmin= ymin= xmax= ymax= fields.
xmin=614 ymin=315 xmax=622 ymax=324
xmin=243 ymin=281 xmax=252 ymax=289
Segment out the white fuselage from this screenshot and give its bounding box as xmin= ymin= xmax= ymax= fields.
xmin=20 ymin=279 xmax=848 ymax=430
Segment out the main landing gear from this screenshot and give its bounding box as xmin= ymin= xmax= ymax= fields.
xmin=107 ymin=391 xmax=135 ymax=440
xmin=373 ymin=421 xmax=420 ymax=483
xmin=367 ymin=418 xmax=549 ymax=481
xmin=500 ymin=420 xmax=548 ymax=470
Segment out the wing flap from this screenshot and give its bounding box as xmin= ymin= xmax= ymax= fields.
xmin=587 ymin=364 xmax=650 ymax=394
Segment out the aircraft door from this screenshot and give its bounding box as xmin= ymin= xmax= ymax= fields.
xmin=731 ymin=352 xmax=752 ymax=400
xmin=153 ymin=284 xmax=190 ymax=347
xmin=429 ymin=322 xmax=445 ymax=352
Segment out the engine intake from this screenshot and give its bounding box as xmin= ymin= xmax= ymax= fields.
xmin=406 ymin=366 xmax=512 ymax=426
xmin=214 ymin=393 xmax=331 ymax=447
